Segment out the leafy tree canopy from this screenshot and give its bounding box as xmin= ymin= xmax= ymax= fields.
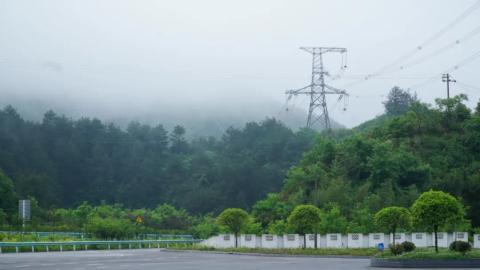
xmin=411 ymin=190 xmax=463 ymax=231
xmin=287 ymin=204 xmax=321 ymax=235
xmin=383 ymin=86 xmax=417 ymax=116
xmin=374 ymin=206 xmax=411 ymax=234
xmin=411 ymin=190 xmax=463 ymax=252
xmin=216 ymin=208 xmax=249 ymax=236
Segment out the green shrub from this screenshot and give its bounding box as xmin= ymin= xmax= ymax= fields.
xmin=449 ymin=241 xmax=472 ymax=255
xmin=85 ymin=217 xmax=134 ymax=239
xmin=192 ymin=215 xmax=220 ymax=239
xmin=389 ymin=243 xmax=404 ymax=255
xmin=401 ymin=241 xmax=415 ymax=252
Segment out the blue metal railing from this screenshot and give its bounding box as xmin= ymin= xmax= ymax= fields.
xmin=0 ymin=239 xmax=201 ymax=253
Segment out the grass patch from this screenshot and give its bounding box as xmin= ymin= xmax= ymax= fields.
xmin=0 ymin=233 xmax=79 ymax=242
xmin=376 ymin=248 xmax=480 ymax=260
xmin=169 ymin=244 xmax=378 ymax=256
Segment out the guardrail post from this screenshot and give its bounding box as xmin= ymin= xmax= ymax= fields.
xmin=118 ymin=244 xmax=121 ymax=249
xmin=0 ymin=247 xmax=2 ymax=253
xmin=85 ymin=244 xmax=88 ymax=250
xmin=15 ymin=247 xmax=19 ymax=253
xmin=157 ymin=243 xmax=160 ymax=249
xmin=73 ymin=245 xmax=76 ymax=251
xmin=46 ymin=246 xmax=49 ymax=252
xmin=148 ymin=243 xmax=151 ymax=248
xmin=60 ymin=245 xmax=63 ymax=252
xmin=31 ymin=246 xmax=34 ymax=253
xmin=108 ymin=244 xmax=111 ymax=250
xmin=129 ymin=244 xmax=131 ymax=249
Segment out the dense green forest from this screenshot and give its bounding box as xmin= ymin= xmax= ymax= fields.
xmin=1 ymin=87 xmax=480 ymax=237
xmin=0 ymin=107 xmax=315 ymax=214
xmin=281 ymin=93 xmax=480 ymax=229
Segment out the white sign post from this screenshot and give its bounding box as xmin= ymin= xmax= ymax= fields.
xmin=18 ymin=200 xmax=31 ymax=229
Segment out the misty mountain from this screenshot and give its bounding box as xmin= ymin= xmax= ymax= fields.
xmin=0 ymin=93 xmax=344 ymax=137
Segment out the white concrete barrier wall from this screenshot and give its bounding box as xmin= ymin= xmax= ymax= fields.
xmin=326 ymin=233 xmax=343 ymax=248
xmin=347 ymin=233 xmax=367 ymax=248
xmin=390 ymin=233 xmax=406 ymax=245
xmin=453 ymin=232 xmax=468 ymax=242
xmin=368 ymin=233 xmax=385 ymax=248
xmin=433 ymin=232 xmax=449 ymax=248
xmin=239 ymin=234 xmax=260 ymax=248
xmin=411 ymin=232 xmax=428 ymax=247
xmin=283 ymin=234 xmax=303 ymax=248
xmin=319 ymin=234 xmax=327 ymax=248
xmin=261 ymin=234 xmax=283 ymax=249
xmin=220 ymin=234 xmax=236 ymax=248
xmin=305 ymin=234 xmax=321 ymax=248
xmin=474 ymin=234 xmax=480 ymax=249
xmin=201 ymin=232 xmax=478 ymax=249
xmin=202 ymin=234 xmax=236 ymax=248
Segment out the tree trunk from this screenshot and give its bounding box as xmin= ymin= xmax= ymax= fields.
xmin=235 ymin=233 xmax=238 ymax=248
xmin=434 ymin=225 xmax=438 ymax=253
xmin=314 ymin=233 xmax=318 ymax=249
xmin=392 ymin=227 xmax=396 ymax=246
xmin=303 ymin=234 xmax=306 ymax=249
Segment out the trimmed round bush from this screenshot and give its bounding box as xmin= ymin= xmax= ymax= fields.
xmin=401 ymin=241 xmax=416 ymax=252
xmin=389 ymin=243 xmax=404 ymax=255
xmin=449 ymin=241 xmax=472 ymax=255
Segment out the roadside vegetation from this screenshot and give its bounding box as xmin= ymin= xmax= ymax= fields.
xmin=377 ymin=248 xmax=480 ymax=260
xmin=0 ymin=233 xmax=77 ymax=242
xmin=170 ymin=245 xmax=378 ymax=256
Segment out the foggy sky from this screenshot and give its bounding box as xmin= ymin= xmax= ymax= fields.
xmin=1 ymin=0 xmax=479 ymax=129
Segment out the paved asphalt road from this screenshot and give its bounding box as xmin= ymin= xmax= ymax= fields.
xmin=0 ymin=249 xmax=471 ymax=270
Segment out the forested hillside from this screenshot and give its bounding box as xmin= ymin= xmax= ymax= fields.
xmin=1 ymin=88 xmax=480 ymax=235
xmin=0 ymin=108 xmax=315 ymax=215
xmin=280 ymin=92 xmax=480 ymax=228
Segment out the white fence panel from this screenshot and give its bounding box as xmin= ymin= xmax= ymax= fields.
xmin=432 ymin=232 xmax=449 ymax=248
xmin=452 ymin=232 xmax=468 ymax=242
xmin=389 ymin=233 xmax=406 ymax=245
xmin=326 ymin=233 xmax=343 ymax=248
xmin=411 ymin=232 xmax=428 ymax=247
xmin=347 ymin=233 xmax=366 ymax=248
xmin=261 ymin=234 xmax=282 ymax=249
xmin=368 ymin=233 xmax=385 ymax=248
xmin=474 ymin=234 xmax=480 ymax=249
xmin=239 ymin=234 xmax=259 ymax=248
xmin=283 ymin=234 xmax=303 ymax=248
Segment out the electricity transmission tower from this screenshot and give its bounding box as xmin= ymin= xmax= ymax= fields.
xmin=286 ymin=47 xmax=348 ymax=130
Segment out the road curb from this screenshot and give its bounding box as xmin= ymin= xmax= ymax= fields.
xmin=370 ymin=257 xmax=480 ymax=268
xmin=162 ymin=249 xmax=371 ymax=259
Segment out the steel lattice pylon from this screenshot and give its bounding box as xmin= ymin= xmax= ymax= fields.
xmin=286 ymin=47 xmax=348 ymax=130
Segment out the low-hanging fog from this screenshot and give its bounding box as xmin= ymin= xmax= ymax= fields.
xmin=1 ymin=0 xmax=479 ymax=136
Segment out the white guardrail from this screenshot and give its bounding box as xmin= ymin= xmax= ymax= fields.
xmin=0 ymin=239 xmax=201 ymax=253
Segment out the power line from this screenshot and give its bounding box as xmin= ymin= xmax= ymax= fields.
xmin=399 ymin=25 xmax=480 ymax=70
xmin=341 ymin=75 xmax=435 ymax=80
xmin=408 ymin=48 xmax=480 ymax=90
xmin=340 ymin=1 xmax=480 ymax=89
xmin=369 ymin=0 xmax=480 ymax=78
xmin=456 ymin=81 xmax=480 ymax=92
